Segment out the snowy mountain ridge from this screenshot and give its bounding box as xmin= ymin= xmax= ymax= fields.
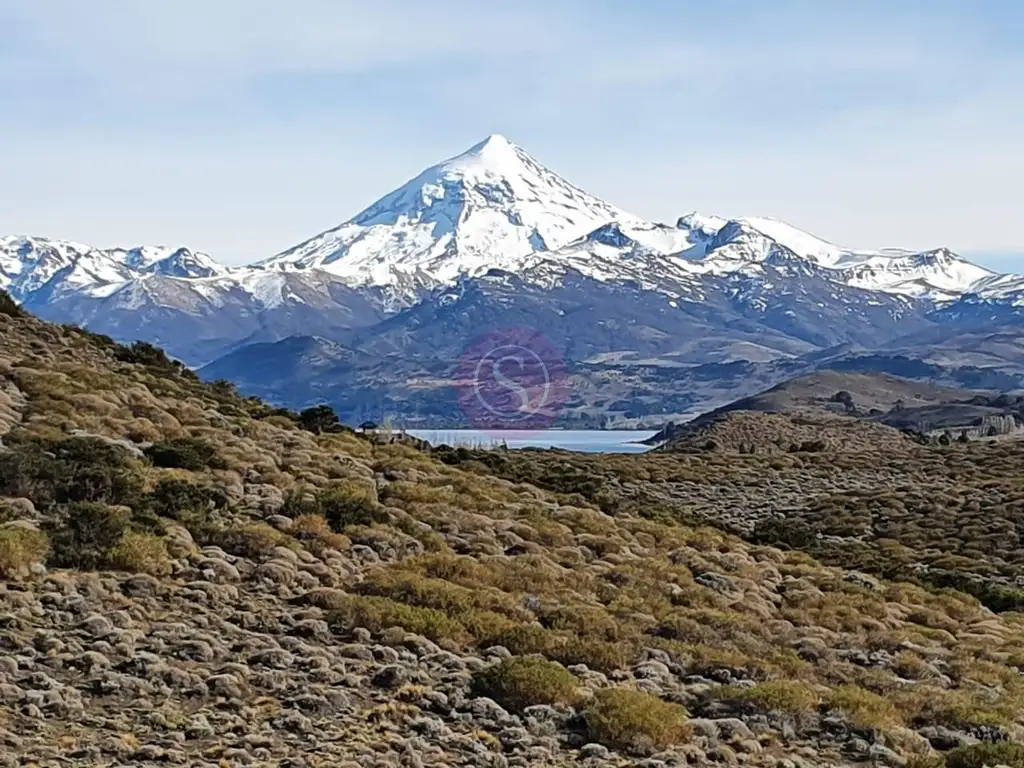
xmin=0 ymin=235 xmax=232 ymax=301
xmin=0 ymin=134 xmax=1016 ymax=316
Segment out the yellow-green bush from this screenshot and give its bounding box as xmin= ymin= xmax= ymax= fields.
xmin=0 ymin=289 xmax=23 ymax=318
xmin=144 ymin=436 xmax=224 ymax=471
xmin=292 ymin=513 xmax=351 ymax=554
xmin=0 ymin=526 xmax=48 ymax=577
xmin=109 ymin=531 xmax=172 ymax=576
xmin=213 ymin=523 xmax=293 ymax=559
xmin=584 ymin=688 xmax=690 ymax=753
xmin=282 ymin=482 xmax=385 ymax=531
xmin=471 ymin=656 xmax=579 ymax=711
xmin=904 ymin=690 xmax=1013 ymax=730
xmin=825 ymin=685 xmax=898 ymax=729
xmin=550 ymin=638 xmax=634 ymax=674
xmin=326 ymin=594 xmax=468 ymax=644
xmin=944 ymin=742 xmax=1024 ymax=768
xmin=723 ymin=680 xmax=820 ymax=715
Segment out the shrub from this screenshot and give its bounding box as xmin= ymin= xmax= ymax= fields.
xmin=292 ymin=514 xmax=351 ymax=554
xmin=298 ymin=404 xmax=344 ymax=435
xmin=471 ymin=656 xmax=579 ymax=711
xmin=320 ymin=483 xmax=385 ymax=530
xmin=909 ymin=692 xmax=1011 ymax=730
xmin=213 ymin=523 xmax=292 ymax=559
xmin=0 ymin=526 xmax=49 ymax=577
xmin=143 ymin=478 xmax=228 ymax=522
xmin=47 ymin=502 xmax=133 ymax=570
xmin=109 ymin=531 xmax=172 ymax=576
xmin=326 ymin=594 xmax=467 ymax=644
xmin=0 ymin=436 xmax=144 ymax=511
xmin=114 ymin=341 xmax=196 ymax=379
xmin=144 ymin=437 xmax=223 ymax=471
xmin=478 ymin=624 xmax=557 ymax=656
xmin=550 ymin=638 xmax=633 ymax=674
xmin=584 ymin=688 xmax=690 ymax=754
xmin=724 ymin=681 xmax=819 ymax=715
xmin=283 ymin=483 xmax=385 ymax=531
xmin=356 ymin=572 xmax=476 ymax=615
xmin=825 ymin=685 xmax=898 ymax=729
xmin=944 ymin=742 xmax=1024 ymax=768
xmin=207 ymin=379 xmax=238 ymax=398
xmin=0 ymin=289 xmax=24 ymax=318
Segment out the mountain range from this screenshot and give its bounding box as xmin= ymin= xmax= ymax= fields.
xmin=5 ymin=134 xmax=1024 ymax=426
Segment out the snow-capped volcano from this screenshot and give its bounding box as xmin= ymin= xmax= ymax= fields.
xmin=4 ymin=133 xmax=1024 ymax=371
xmin=257 ymin=136 xmax=1001 ymax=304
xmin=3 ymin=135 xmax=1010 ymax=309
xmin=260 ymin=134 xmax=633 ymax=295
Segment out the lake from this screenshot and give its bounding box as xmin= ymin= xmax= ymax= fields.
xmin=406 ymin=429 xmax=658 ymax=453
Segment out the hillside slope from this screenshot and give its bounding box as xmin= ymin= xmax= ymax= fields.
xmin=3 ymin=296 xmax=1024 ymax=766
xmin=647 ymin=370 xmax=1024 ymax=447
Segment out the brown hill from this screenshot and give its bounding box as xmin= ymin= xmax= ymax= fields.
xmin=660 ymin=409 xmax=915 ymax=455
xmin=714 ymin=370 xmax=978 ymax=415
xmin=650 ymin=370 xmax=1023 ymax=448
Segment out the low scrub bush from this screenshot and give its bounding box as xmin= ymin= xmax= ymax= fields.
xmin=292 ymin=513 xmax=351 ymax=553
xmin=907 ymin=691 xmax=1012 ymax=730
xmin=356 ymin=572 xmax=477 ymax=615
xmin=297 ymin=404 xmax=347 ymax=435
xmin=944 ymin=742 xmax=1024 ymax=768
xmin=46 ymin=502 xmax=134 ymax=570
xmin=144 ymin=437 xmax=223 ymax=471
xmin=213 ymin=523 xmax=293 ymax=559
xmin=326 ymin=594 xmax=467 ymax=644
xmin=478 ymin=624 xmax=558 ymax=656
xmin=109 ymin=531 xmax=172 ymax=576
xmin=584 ymin=688 xmax=690 ymax=753
xmin=722 ymin=681 xmax=820 ymax=715
xmin=144 ymin=478 xmax=227 ymax=522
xmin=550 ymin=638 xmax=634 ymax=674
xmin=0 ymin=436 xmax=144 ymax=511
xmin=282 ymin=482 xmax=385 ymax=531
xmin=471 ymin=656 xmax=579 ymax=711
xmin=113 ymin=341 xmax=196 ymax=379
xmin=0 ymin=526 xmax=49 ymax=577
xmin=320 ymin=483 xmax=385 ymax=529
xmin=825 ymin=685 xmax=898 ymax=729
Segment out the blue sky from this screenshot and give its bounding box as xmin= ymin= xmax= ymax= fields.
xmin=1 ymin=0 xmax=1022 ymax=268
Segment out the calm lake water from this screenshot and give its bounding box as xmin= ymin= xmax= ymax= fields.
xmin=406 ymin=429 xmax=657 ymax=454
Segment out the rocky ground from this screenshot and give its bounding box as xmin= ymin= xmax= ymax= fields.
xmin=1 ymin=531 xmax=903 ymax=767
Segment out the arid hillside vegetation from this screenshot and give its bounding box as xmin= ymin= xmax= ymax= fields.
xmin=4 ymin=297 xmax=1024 ymax=767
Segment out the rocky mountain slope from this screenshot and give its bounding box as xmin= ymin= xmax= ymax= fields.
xmin=5 ymin=135 xmax=1024 ymax=422
xmin=8 ymin=297 xmax=1024 ymax=766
